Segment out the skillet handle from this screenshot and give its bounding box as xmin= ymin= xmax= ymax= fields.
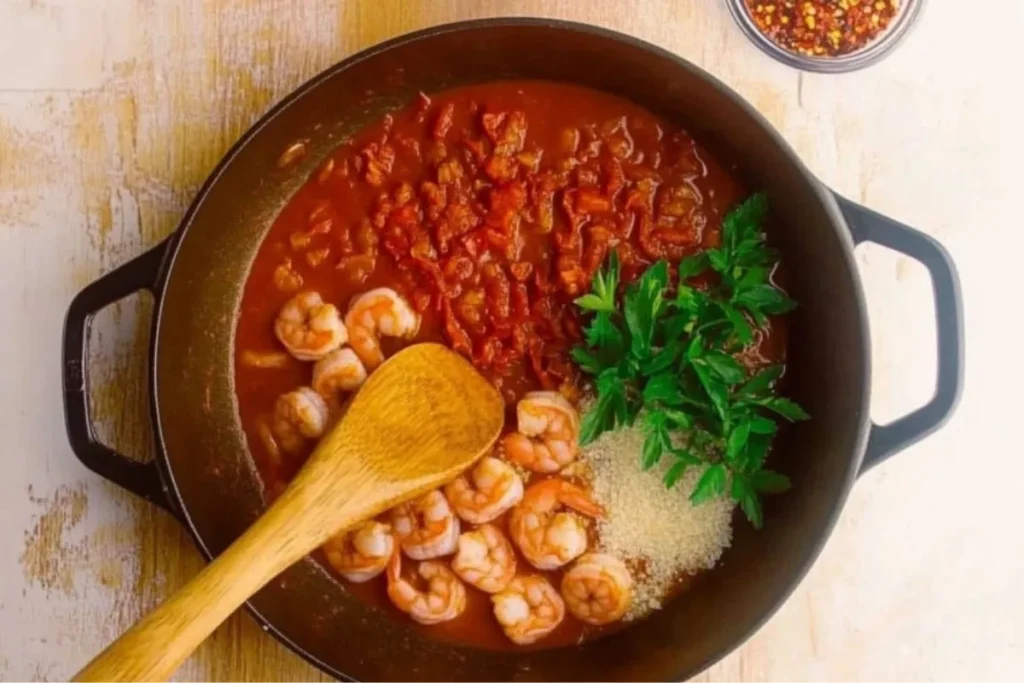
xmin=835 ymin=195 xmax=965 ymax=474
xmin=62 ymin=241 xmax=177 ymax=514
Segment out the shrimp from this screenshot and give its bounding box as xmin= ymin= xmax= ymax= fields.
xmin=311 ymin=348 xmax=367 ymax=400
xmin=389 ymin=489 xmax=460 ymax=560
xmin=451 ymin=524 xmax=517 ymax=593
xmin=491 ymin=575 xmax=565 ymax=645
xmin=274 ymin=291 xmax=347 ymax=361
xmin=443 ymin=456 xmax=524 ymax=524
xmin=502 ymin=391 xmax=580 ymax=473
xmin=323 ymin=520 xmax=395 ymax=583
xmin=561 ymin=553 xmax=633 ymax=625
xmin=509 ymin=478 xmax=603 ymax=570
xmin=344 ymin=287 xmax=420 ymax=369
xmin=386 ymin=551 xmax=466 ymax=625
xmin=271 ymin=387 xmax=328 ymax=454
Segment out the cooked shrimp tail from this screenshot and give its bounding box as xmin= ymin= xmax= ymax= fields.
xmin=390 ymin=489 xmax=460 ymax=560
xmin=386 ymin=551 xmax=467 ymax=624
xmin=271 ymin=387 xmax=329 ymax=455
xmin=312 ymin=347 xmax=367 ymax=400
xmin=443 ymin=456 xmax=524 ymax=524
xmin=561 ymin=553 xmax=633 ymax=625
xmin=344 ymin=287 xmax=420 ymax=369
xmin=491 ymin=575 xmax=565 ymax=645
xmin=323 ymin=520 xmax=395 ymax=583
xmin=451 ymin=524 xmax=517 ymax=593
xmin=275 ymin=291 xmax=347 ymax=361
xmin=509 ymin=478 xmax=603 ymax=570
xmin=503 ymin=391 xmax=581 ymax=473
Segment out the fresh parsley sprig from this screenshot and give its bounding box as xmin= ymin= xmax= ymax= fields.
xmin=572 ymin=192 xmax=809 ymax=528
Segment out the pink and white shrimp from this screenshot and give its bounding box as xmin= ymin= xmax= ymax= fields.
xmin=271 ymin=387 xmax=328 ymax=455
xmin=386 ymin=551 xmax=466 ymax=625
xmin=443 ymin=456 xmax=524 ymax=524
xmin=274 ymin=291 xmax=347 ymax=361
xmin=311 ymin=348 xmax=367 ymax=401
xmin=502 ymin=391 xmax=581 ymax=473
xmin=560 ymin=553 xmax=633 ymax=625
xmin=508 ymin=478 xmax=603 ymax=570
xmin=491 ymin=574 xmax=565 ymax=645
xmin=389 ymin=489 xmax=460 ymax=560
xmin=344 ymin=288 xmax=420 ymax=369
xmin=323 ymin=520 xmax=395 ymax=583
xmin=450 ymin=523 xmax=517 ymax=593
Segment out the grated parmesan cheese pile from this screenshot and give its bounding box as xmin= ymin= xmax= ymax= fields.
xmin=581 ymin=423 xmax=735 ymax=620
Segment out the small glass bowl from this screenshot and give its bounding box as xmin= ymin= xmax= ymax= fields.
xmin=725 ymin=0 xmax=925 ymax=73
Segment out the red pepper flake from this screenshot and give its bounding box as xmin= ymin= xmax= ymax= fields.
xmin=744 ymin=0 xmax=899 ymax=58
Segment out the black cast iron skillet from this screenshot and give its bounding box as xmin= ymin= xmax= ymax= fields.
xmin=61 ymin=18 xmax=963 ymax=681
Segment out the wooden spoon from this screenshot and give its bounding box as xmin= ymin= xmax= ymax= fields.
xmin=74 ymin=342 xmax=504 ymax=682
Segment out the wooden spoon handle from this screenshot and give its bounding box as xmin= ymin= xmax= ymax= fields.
xmin=74 ymin=460 xmax=378 ymax=682
xmin=73 ymin=344 xmax=503 ymax=681
xmin=74 ymin=520 xmax=292 ymax=681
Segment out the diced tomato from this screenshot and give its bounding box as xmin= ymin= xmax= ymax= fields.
xmin=483 ymin=263 xmax=511 ymax=320
xmin=510 ymin=261 xmax=533 ymax=282
xmin=556 ymin=255 xmax=588 ymax=297
xmin=437 ymin=157 xmax=465 ymax=185
xmin=442 ymin=299 xmax=473 ymax=356
xmin=495 ymin=111 xmax=527 ymax=156
xmin=481 ymin=111 xmax=507 ymax=141
xmin=437 ymin=201 xmax=479 ymax=253
xmin=484 ymin=155 xmax=517 ymax=182
xmin=433 ymin=102 xmax=455 ymax=140
xmin=576 ymin=188 xmax=613 ymax=214
xmin=361 ymin=142 xmax=395 ymax=187
xmin=464 ymin=137 xmax=488 ymax=163
xmin=420 ymin=181 xmax=447 ymax=221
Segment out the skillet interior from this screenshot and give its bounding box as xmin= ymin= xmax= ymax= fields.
xmin=153 ymin=19 xmax=868 ymax=681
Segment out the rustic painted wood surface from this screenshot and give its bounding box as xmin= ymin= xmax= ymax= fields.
xmin=0 ymin=0 xmax=1019 ymax=680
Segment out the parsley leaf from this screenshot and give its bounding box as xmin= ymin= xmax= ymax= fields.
xmin=575 ymin=250 xmax=619 ymax=312
xmin=757 ymin=397 xmax=811 ymax=421
xmin=584 ymin=311 xmax=625 ymax=356
xmin=723 ymin=192 xmax=768 ymax=257
xmin=663 ymin=460 xmax=690 ymax=488
xmin=731 ymin=473 xmax=764 ymax=528
xmin=742 ymin=433 xmax=772 ymax=472
xmin=642 ymin=371 xmax=682 ymax=406
xmin=570 ymin=346 xmax=603 ymax=376
xmin=624 ymin=260 xmax=669 ymax=359
xmin=703 ymin=351 xmax=747 ymax=385
xmin=738 ymin=365 xmax=784 ymax=397
xmin=677 ymin=252 xmax=711 ymax=280
xmin=726 ymin=420 xmax=751 ymax=463
xmin=691 ymin=463 xmax=728 ymax=504
xmin=719 ymin=301 xmax=753 ymax=345
xmin=734 ymin=284 xmax=796 ymax=317
xmin=751 ymin=469 xmax=792 ymax=493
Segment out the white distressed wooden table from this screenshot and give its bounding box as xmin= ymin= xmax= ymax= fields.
xmin=0 ymin=1 xmax=1019 ymax=680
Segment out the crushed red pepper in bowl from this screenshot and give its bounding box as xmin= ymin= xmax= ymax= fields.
xmin=746 ymin=0 xmax=899 ymax=57
xmin=727 ymin=0 xmax=922 ymax=73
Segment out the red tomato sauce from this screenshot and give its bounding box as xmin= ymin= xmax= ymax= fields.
xmin=234 ymin=80 xmax=770 ymax=650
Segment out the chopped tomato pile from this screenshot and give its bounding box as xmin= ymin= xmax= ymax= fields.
xmin=236 ymin=81 xmax=745 ymax=406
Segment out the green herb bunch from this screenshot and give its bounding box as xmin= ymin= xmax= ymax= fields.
xmin=572 ymin=192 xmax=809 ymax=528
